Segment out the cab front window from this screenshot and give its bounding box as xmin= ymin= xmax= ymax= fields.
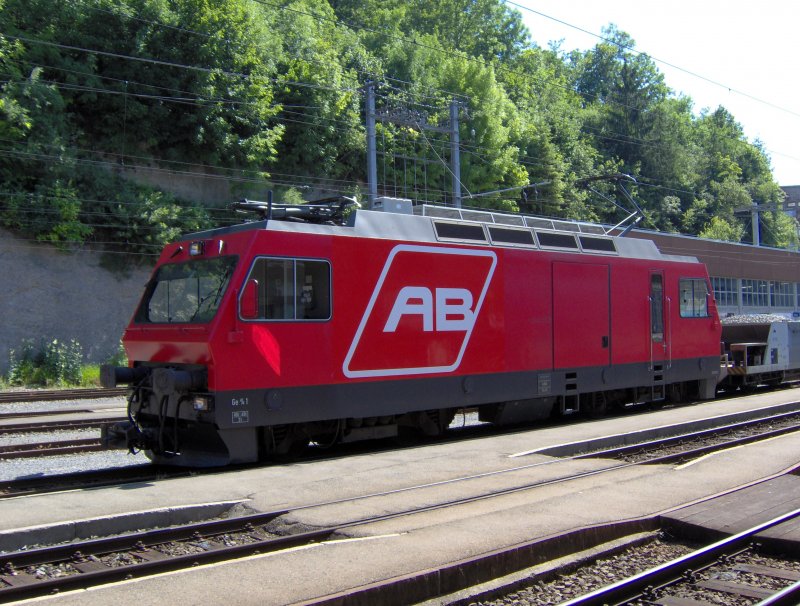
xmin=135 ymin=256 xmax=237 ymax=324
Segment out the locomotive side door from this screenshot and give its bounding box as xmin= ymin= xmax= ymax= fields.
xmin=649 ymin=271 xmax=668 ymax=368
xmin=553 ymin=261 xmax=610 ymax=369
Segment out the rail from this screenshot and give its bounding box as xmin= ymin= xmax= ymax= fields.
xmin=2 ymin=412 xmax=800 ymax=600
xmin=560 ymin=507 xmax=800 ymax=606
xmin=0 ymin=388 xmax=127 ymax=404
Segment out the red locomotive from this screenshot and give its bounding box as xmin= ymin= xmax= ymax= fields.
xmin=102 ymin=199 xmax=722 ymax=466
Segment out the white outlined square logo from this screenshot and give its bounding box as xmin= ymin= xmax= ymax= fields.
xmin=343 ymin=245 xmax=497 ymax=378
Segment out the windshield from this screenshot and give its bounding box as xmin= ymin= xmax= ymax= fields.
xmin=135 ymin=256 xmax=237 ymax=324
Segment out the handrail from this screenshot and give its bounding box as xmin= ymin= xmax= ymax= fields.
xmin=666 ymin=296 xmax=672 ymax=369
xmin=648 ymin=295 xmax=653 ymax=371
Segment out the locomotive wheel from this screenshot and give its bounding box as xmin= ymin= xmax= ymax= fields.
xmin=310 ymin=420 xmax=342 ymax=449
xmin=583 ymin=392 xmax=607 ymax=418
xmin=666 ymin=382 xmax=688 ymax=404
xmin=266 ymin=424 xmax=310 ymax=459
xmin=276 ymin=435 xmax=309 ymax=459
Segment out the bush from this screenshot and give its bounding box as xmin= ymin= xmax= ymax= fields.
xmin=105 ymin=341 xmax=128 ymax=367
xmin=7 ymin=338 xmax=84 ymax=387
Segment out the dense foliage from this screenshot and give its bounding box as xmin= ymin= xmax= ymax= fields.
xmin=7 ymin=338 xmax=84 ymax=386
xmin=0 ymin=0 xmax=794 ymax=258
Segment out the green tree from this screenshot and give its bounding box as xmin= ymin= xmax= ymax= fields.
xmin=404 ymin=0 xmax=529 ymax=62
xmin=0 ymin=0 xmax=795 ymax=255
xmin=699 ymin=215 xmax=744 ymax=243
xmin=331 ymin=0 xmax=529 ymax=62
xmin=267 ymin=0 xmax=365 ymax=187
xmin=759 ymin=209 xmax=799 ymax=249
xmin=575 ymin=25 xmax=669 ymax=172
xmin=500 ymin=45 xmax=600 ymax=218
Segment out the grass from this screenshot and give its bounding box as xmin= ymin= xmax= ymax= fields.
xmin=1 ymin=364 xmax=107 ymax=389
xmin=80 ymin=364 xmax=102 ymax=387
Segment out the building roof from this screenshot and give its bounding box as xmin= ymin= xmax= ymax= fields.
xmin=628 ymin=229 xmax=800 ymax=282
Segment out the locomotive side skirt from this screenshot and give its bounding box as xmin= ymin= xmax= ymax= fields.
xmin=214 ymin=356 xmax=722 ymax=429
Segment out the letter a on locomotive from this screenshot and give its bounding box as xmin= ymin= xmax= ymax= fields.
xmin=343 ymin=245 xmax=497 ymax=378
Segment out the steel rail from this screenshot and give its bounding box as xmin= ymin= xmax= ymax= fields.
xmin=0 ymin=409 xmax=97 ymax=419
xmin=0 ymin=438 xmax=106 ymax=459
xmin=0 ymin=417 xmax=124 ymax=436
xmin=2 ymin=471 xmax=797 ymax=604
xmin=575 ymin=409 xmax=800 ymax=460
xmin=559 ymin=507 xmax=800 ymax=606
xmin=0 ymin=510 xmax=290 ymax=569
xmin=0 ymin=465 xmax=170 ymax=499
xmin=0 ymin=525 xmax=333 ymax=603
xmin=0 ymin=388 xmax=126 ymax=403
xmin=581 ymin=419 xmax=800 ymax=465
xmin=0 ymin=475 xmax=641 ymax=603
xmin=757 ymin=578 xmax=800 ymax=605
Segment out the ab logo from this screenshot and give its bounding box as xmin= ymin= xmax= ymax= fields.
xmin=343 ymin=245 xmax=497 ymax=378
xmin=383 ymin=286 xmax=475 ymax=333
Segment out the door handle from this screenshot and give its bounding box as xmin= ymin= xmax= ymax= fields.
xmin=602 ymin=336 xmax=609 ymax=348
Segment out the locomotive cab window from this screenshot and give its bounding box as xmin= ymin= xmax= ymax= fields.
xmin=241 ymin=257 xmax=330 ymax=321
xmin=135 ymin=256 xmax=237 ymax=324
xmin=679 ymin=278 xmax=710 ymax=318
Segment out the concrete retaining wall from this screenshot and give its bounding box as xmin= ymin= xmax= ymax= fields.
xmin=0 ymin=229 xmax=153 ymax=375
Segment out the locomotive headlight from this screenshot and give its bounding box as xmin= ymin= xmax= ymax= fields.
xmin=189 ymin=241 xmax=205 ymax=256
xmin=192 ymin=395 xmax=211 ymax=411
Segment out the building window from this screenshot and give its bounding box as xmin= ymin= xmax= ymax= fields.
xmin=771 ymin=281 xmax=794 ymax=308
xmin=679 ymin=278 xmax=709 ymax=318
xmin=741 ymin=279 xmax=769 ymax=308
xmin=711 ymin=277 xmax=738 ymax=307
xmin=242 ymin=257 xmax=331 ymax=321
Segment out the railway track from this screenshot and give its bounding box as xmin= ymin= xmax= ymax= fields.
xmin=561 ymin=508 xmax=800 ymax=606
xmin=0 ymin=416 xmax=124 ymax=436
xmin=2 ymin=414 xmax=800 ymax=600
xmin=0 ymin=508 xmax=328 ymax=602
xmin=576 ymin=408 xmax=800 ymax=465
xmin=2 ymin=407 xmax=800 ymax=498
xmin=0 ymin=465 xmax=177 ymax=500
xmin=0 ymin=437 xmax=106 ymax=459
xmin=0 ymin=387 xmax=126 ymax=404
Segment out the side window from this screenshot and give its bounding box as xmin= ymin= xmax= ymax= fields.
xmin=679 ymin=278 xmax=709 ymax=318
xmin=243 ymin=257 xmax=331 ymax=321
xmin=296 ymin=260 xmax=331 ymax=320
xmin=264 ymin=258 xmax=295 ymax=319
xmin=650 ymin=274 xmax=664 ymax=341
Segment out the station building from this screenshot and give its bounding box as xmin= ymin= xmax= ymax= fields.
xmin=629 ymin=229 xmax=800 ymax=318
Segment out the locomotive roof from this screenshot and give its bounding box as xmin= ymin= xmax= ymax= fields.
xmin=186 ymin=206 xmax=699 ymax=265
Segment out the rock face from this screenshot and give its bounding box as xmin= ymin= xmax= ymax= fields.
xmin=0 ymin=229 xmax=152 ymax=374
